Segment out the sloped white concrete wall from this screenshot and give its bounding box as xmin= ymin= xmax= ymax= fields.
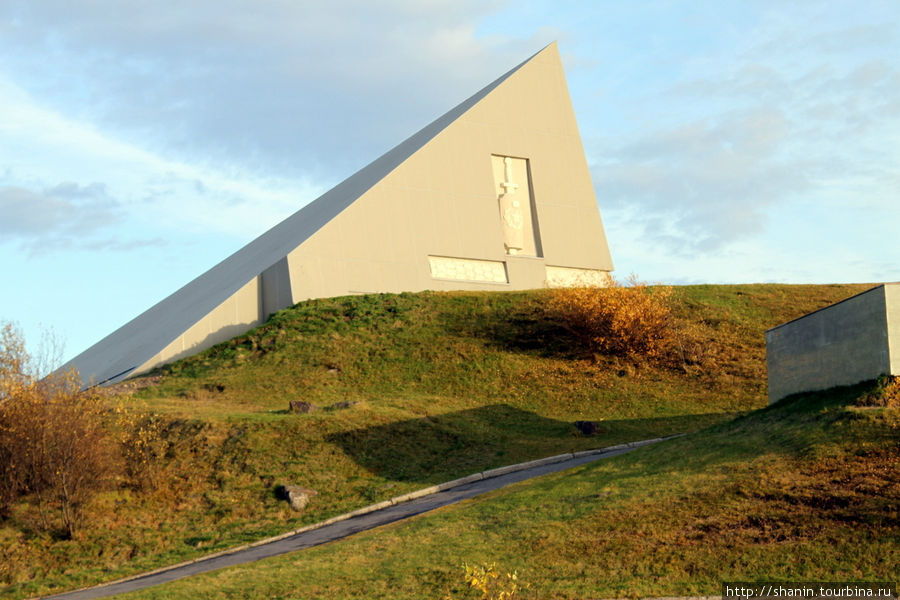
xmin=135 ymin=277 xmax=263 ymax=374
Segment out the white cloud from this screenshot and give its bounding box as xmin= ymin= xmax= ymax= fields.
xmin=0 ymin=183 xmax=127 ymax=253
xmin=593 ymin=107 xmax=810 ymax=254
xmin=589 ymin=9 xmax=900 ymax=261
xmin=0 ymin=1 xmax=518 ymax=182
xmin=0 ymin=72 xmax=326 ymax=243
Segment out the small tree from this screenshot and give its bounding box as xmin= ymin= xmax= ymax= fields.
xmin=0 ymin=322 xmax=115 ymax=537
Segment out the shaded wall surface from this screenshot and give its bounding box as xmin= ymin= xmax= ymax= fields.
xmin=62 ymin=42 xmax=614 ymax=386
xmin=765 ymin=283 xmax=900 ymax=403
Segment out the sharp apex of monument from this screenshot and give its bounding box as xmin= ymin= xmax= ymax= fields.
xmin=62 ymin=42 xmax=614 ymax=386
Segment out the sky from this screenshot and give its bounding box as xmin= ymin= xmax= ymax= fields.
xmin=1 ymin=0 xmax=898 ymax=364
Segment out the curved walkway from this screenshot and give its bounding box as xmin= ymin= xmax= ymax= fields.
xmin=41 ymin=436 xmax=678 ymax=600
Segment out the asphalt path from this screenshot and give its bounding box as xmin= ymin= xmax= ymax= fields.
xmin=41 ymin=445 xmax=642 ymax=599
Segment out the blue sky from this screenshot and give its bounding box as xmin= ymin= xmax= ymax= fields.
xmin=1 ymin=1 xmax=898 ymax=363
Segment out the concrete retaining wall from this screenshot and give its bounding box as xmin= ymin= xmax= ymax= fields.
xmin=765 ymin=283 xmax=899 ymax=404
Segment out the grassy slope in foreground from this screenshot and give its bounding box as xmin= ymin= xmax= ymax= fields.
xmin=0 ymin=283 xmax=876 ymax=597
xmin=119 ymin=379 xmax=900 ymax=600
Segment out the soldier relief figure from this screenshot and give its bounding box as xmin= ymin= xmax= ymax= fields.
xmin=498 ymin=156 xmax=525 ymax=254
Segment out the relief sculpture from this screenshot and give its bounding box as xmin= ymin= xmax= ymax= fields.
xmin=497 ymin=156 xmax=525 ymax=255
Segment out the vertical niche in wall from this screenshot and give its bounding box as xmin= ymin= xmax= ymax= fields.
xmin=491 ymin=154 xmax=543 ymax=257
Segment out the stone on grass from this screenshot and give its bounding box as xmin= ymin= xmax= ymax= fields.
xmin=278 ymin=485 xmax=318 ymax=511
xmin=290 ymin=400 xmax=318 ymax=414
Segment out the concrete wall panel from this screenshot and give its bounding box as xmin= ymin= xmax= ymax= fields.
xmin=261 ymin=258 xmax=292 ymax=319
xmin=766 ymin=285 xmax=896 ymax=403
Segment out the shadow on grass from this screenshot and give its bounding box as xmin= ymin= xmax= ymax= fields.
xmin=435 ymin=295 xmax=583 ymax=360
xmin=326 ymin=403 xmax=743 ymax=484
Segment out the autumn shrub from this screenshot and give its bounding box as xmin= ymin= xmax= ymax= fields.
xmin=547 ymin=276 xmax=677 ymax=362
xmin=454 ymin=562 xmax=528 ymax=600
xmin=0 ymin=322 xmax=118 ymax=537
xmin=883 ymin=377 xmax=900 ymax=408
xmin=115 ymin=408 xmax=170 ymax=491
xmin=0 ymin=322 xmax=31 ymax=402
xmin=546 ymin=276 xmax=716 ymax=372
xmin=856 ymin=375 xmax=900 ymax=408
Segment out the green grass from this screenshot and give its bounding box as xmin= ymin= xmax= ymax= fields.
xmin=0 ymin=283 xmax=878 ymax=598
xmin=115 ymin=381 xmax=900 ymax=599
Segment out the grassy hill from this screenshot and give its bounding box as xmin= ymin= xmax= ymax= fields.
xmin=0 ymin=283 xmax=889 ymax=598
xmin=118 ymin=378 xmax=900 ymax=599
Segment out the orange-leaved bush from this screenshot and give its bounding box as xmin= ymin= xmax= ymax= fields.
xmin=547 ymin=275 xmax=677 ymax=363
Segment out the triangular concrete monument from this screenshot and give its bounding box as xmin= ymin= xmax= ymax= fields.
xmin=63 ymin=42 xmax=615 ymax=386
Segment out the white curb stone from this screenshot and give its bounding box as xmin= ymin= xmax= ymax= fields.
xmin=436 ymin=473 xmax=484 ymax=491
xmin=390 ymin=485 xmax=441 ymax=504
